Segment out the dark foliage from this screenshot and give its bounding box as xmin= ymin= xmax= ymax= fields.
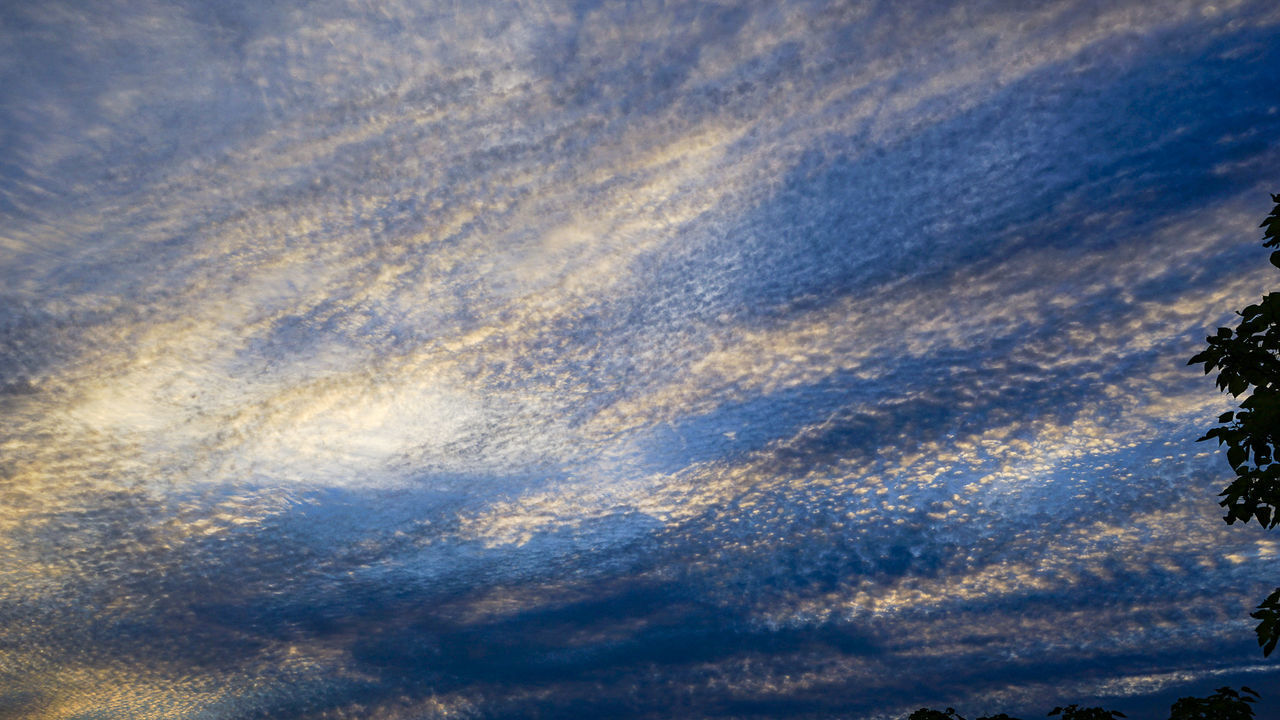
xmin=905 ymin=687 xmax=1258 ymax=720
xmin=1168 ymin=686 xmax=1258 ymax=720
xmin=1048 ymin=705 xmax=1125 ymax=720
xmin=1188 ymin=193 xmax=1280 ymax=656
xmin=909 ymin=709 xmax=966 ymax=720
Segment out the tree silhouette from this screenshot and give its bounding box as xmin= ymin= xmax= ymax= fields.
xmin=901 ymin=687 xmax=1258 ymax=720
xmin=1168 ymin=686 xmax=1258 ymax=720
xmin=1048 ymin=705 xmax=1125 ymax=720
xmin=1188 ymin=193 xmax=1280 ymax=656
xmin=909 ymin=709 xmax=966 ymax=720
xmin=908 ymin=709 xmax=1028 ymax=720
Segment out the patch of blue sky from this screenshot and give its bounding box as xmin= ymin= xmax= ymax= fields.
xmin=609 ymin=18 xmax=1280 ymax=338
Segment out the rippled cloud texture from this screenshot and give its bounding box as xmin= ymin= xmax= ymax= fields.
xmin=3 ymin=1 xmax=1280 ymax=717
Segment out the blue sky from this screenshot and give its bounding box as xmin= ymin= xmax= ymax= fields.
xmin=2 ymin=1 xmax=1280 ymax=718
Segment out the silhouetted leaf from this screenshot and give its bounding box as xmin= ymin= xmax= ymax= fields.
xmin=1228 ymin=445 xmax=1247 ymax=470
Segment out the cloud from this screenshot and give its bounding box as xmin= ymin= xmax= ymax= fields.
xmin=5 ymin=0 xmax=1280 ymax=717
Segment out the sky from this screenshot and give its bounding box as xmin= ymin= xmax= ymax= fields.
xmin=2 ymin=0 xmax=1280 ymax=718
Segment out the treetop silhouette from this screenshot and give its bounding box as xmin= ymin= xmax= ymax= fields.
xmin=904 ymin=686 xmax=1257 ymax=720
